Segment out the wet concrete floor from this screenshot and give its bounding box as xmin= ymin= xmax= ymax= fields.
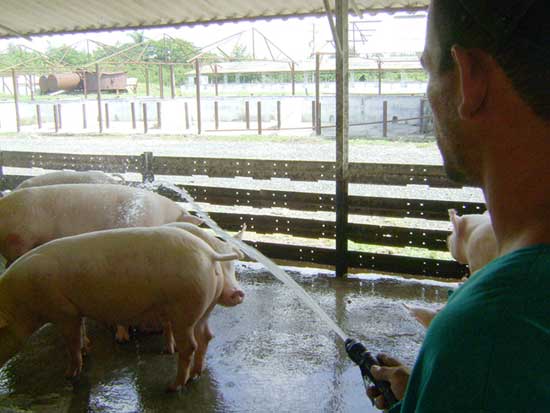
xmin=0 ymin=263 xmax=454 ymax=413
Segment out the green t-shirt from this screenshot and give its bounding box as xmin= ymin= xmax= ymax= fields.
xmin=391 ymin=244 xmax=550 ymax=412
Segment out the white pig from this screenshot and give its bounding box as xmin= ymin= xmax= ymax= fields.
xmin=0 ymin=226 xmax=245 ymax=391
xmin=16 ymin=170 xmax=125 ymax=190
xmin=406 ymin=210 xmax=499 ymax=329
xmin=447 ymin=209 xmax=498 ymax=275
xmin=0 ymin=183 xmax=201 ymax=265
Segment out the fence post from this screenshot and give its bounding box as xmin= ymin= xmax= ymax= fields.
xmin=169 ymin=64 xmax=175 ymax=99
xmin=11 ymin=70 xmax=20 ymax=132
xmin=131 ymin=102 xmax=136 ymax=129
xmin=419 ymin=99 xmax=426 ymax=134
xmin=104 ymin=103 xmax=109 ymax=129
xmin=311 ymin=100 xmax=316 ymax=130
xmin=184 ymin=102 xmax=189 ymax=129
xmin=141 ymin=151 xmax=154 ymax=183
xmin=315 ymin=52 xmax=321 ymax=135
xmin=83 ymin=71 xmax=88 ymax=99
xmin=277 ymin=101 xmax=281 ymax=129
xmin=36 ymin=104 xmax=42 ymax=129
xmin=156 ymin=101 xmax=162 ymax=129
xmin=194 ymin=59 xmax=202 ymax=134
xmin=257 ymin=101 xmax=262 ymax=135
xmin=53 ymin=105 xmax=59 ymax=132
xmin=57 ymin=103 xmax=62 ymax=129
xmin=316 ymin=102 xmax=322 ymax=135
xmin=145 ymin=66 xmax=150 ymax=96
xmin=245 ymin=101 xmax=250 ymax=129
xmin=82 ymin=103 xmax=87 ymax=129
xmin=143 ymin=103 xmax=148 ymax=133
xmin=29 ymin=75 xmax=35 ymax=101
xmin=214 ymin=101 xmax=219 ymax=130
xmin=214 ymin=65 xmax=219 ymax=96
xmin=96 ymin=64 xmax=103 ymax=133
xmin=159 ymin=64 xmax=164 ymax=99
xmin=291 ymin=62 xmax=295 ymax=96
xmin=382 ymin=100 xmax=388 ymax=137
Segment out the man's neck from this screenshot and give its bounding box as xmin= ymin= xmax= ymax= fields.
xmin=482 ymin=121 xmax=550 ymax=256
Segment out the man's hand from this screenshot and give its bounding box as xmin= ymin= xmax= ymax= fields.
xmin=366 ymin=354 xmax=410 ymax=410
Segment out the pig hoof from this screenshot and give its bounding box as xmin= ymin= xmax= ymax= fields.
xmin=65 ymin=367 xmax=81 ymax=379
xmin=162 ymin=346 xmax=175 ymax=355
xmin=166 ymin=383 xmax=181 ymax=393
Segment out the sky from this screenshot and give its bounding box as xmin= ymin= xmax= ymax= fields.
xmin=0 ymin=12 xmax=427 ymax=62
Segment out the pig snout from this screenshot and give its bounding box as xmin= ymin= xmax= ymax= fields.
xmin=220 ymin=287 xmax=245 ymax=307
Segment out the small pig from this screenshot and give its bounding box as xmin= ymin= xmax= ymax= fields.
xmin=403 ymin=304 xmax=440 ymax=329
xmin=447 ymin=209 xmax=498 ymax=275
xmin=0 ymin=226 xmax=245 ymax=391
xmin=0 ymin=183 xmax=201 ymax=265
xmin=406 ymin=210 xmax=499 ymax=329
xmin=16 ymin=170 xmax=125 ymax=190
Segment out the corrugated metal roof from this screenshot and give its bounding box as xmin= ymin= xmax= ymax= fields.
xmin=0 ymin=0 xmax=429 ymax=39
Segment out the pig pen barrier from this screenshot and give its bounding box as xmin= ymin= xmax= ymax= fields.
xmin=0 ymin=150 xmax=481 ymax=279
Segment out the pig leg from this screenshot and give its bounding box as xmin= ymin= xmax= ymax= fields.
xmin=190 ymin=316 xmax=214 ymax=380
xmin=115 ymin=325 xmax=131 ymax=343
xmin=60 ymin=317 xmax=84 ymax=378
xmin=162 ymin=321 xmax=176 ymax=355
xmin=167 ymin=324 xmax=197 ymax=392
xmin=80 ymin=320 xmax=91 ymax=355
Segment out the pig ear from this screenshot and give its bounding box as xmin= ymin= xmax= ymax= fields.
xmin=448 ymin=209 xmax=462 ymax=232
xmin=234 ymin=224 xmax=246 ymax=241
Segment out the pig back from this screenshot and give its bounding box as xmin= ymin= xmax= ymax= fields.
xmin=4 ymin=184 xmax=184 ymax=237
xmin=8 ymin=227 xmax=222 ymax=325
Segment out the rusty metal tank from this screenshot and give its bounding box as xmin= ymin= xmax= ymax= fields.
xmin=39 ymin=75 xmax=49 ymax=94
xmin=47 ymin=73 xmax=81 ymax=92
xmin=83 ymin=71 xmax=127 ymax=92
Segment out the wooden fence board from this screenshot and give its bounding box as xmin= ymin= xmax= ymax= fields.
xmin=249 ymin=241 xmax=467 ymax=279
xmin=161 ymin=184 xmax=485 ymax=221
xmin=209 ymin=211 xmax=450 ymax=251
xmin=1 ymin=151 xmax=462 ymax=187
xmin=1 ymin=151 xmax=142 ymax=174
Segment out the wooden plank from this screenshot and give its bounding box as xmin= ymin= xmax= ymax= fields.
xmin=0 ymin=151 xmax=461 ymax=188
xmin=161 ymin=184 xmax=485 ymax=221
xmin=0 ymin=151 xmax=142 ymax=173
xmin=348 ymin=195 xmax=485 ymax=220
xmin=153 ymin=155 xmax=460 ymax=187
xmin=348 ymin=163 xmax=460 ymax=188
xmin=249 ymin=241 xmax=467 ymax=279
xmin=208 ymin=211 xmax=450 ymax=251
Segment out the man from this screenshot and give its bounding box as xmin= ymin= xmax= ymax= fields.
xmin=367 ymin=0 xmax=550 ymax=411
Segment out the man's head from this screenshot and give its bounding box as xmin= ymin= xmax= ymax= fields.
xmin=422 ymin=0 xmax=549 ymax=185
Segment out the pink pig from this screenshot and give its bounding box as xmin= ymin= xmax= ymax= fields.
xmin=0 ymin=226 xmax=244 ymax=391
xmin=15 ymin=170 xmax=125 ymax=190
xmin=406 ymin=210 xmax=499 ymax=329
xmin=0 ymin=183 xmax=200 ymax=265
xmin=447 ymin=209 xmax=498 ymax=275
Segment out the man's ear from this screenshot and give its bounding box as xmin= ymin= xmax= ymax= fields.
xmin=451 ymin=45 xmax=488 ymax=119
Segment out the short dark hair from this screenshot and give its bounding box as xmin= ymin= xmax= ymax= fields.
xmin=431 ymin=0 xmax=550 ymax=121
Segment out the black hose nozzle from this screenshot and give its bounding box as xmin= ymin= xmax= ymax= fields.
xmin=345 ymin=338 xmax=398 ymax=407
